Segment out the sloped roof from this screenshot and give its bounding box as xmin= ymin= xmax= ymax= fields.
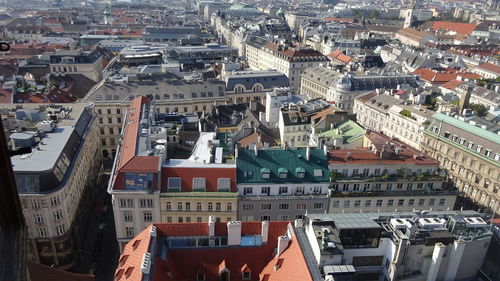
xmin=477 ymin=62 xmax=500 ymax=75
xmin=431 ymin=21 xmax=477 ymax=35
xmin=413 ymin=68 xmax=480 ymax=84
xmin=236 ymin=149 xmax=329 ymax=184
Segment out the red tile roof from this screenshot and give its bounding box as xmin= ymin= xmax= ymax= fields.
xmin=161 ymin=166 xmax=236 ymax=192
xmin=477 ymin=62 xmax=500 ymax=75
xmin=327 ymin=49 xmax=352 ymax=64
xmin=440 ymin=79 xmax=464 ymax=90
xmin=431 ymin=21 xmax=478 ymax=35
xmin=413 ymin=68 xmax=480 ymax=84
xmin=116 ymin=222 xmax=313 ymax=281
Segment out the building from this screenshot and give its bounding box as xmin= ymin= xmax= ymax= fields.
xmin=114 ymin=219 xmax=319 ymax=281
xmin=246 ymin=40 xmax=329 ymax=92
xmin=278 ymin=99 xmax=331 ymax=148
xmin=166 ymin=43 xmax=238 ymax=65
xmin=305 ymin=210 xmax=492 ymax=281
xmin=236 ymin=148 xmax=330 ymax=221
xmin=331 ymin=74 xmax=420 ymax=113
xmin=354 ymin=91 xmax=404 ymax=134
xmin=385 ymin=104 xmax=434 ymax=150
xmin=143 ymin=26 xmax=212 ymax=43
xmin=49 ymin=48 xmax=104 ymax=82
xmin=317 ymin=119 xmax=365 ymax=150
xmin=300 ymin=66 xmax=342 ymax=100
xmin=117 ymin=45 xmax=164 ymax=66
xmin=86 ymin=75 xmax=227 ymax=161
xmin=328 ymin=131 xmax=457 ymax=214
xmin=5 ymin=103 xmax=101 ymax=269
xmin=473 ymin=62 xmax=500 ymax=79
xmin=395 ymin=28 xmax=437 ymax=47
xmin=265 ymin=87 xmax=293 ymax=127
xmin=421 ymin=113 xmax=500 ymax=214
xmin=223 ymin=70 xmax=289 ymax=104
xmin=160 ymin=132 xmax=238 ymax=224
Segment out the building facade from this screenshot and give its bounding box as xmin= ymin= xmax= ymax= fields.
xmin=421 ymin=113 xmax=500 ymax=214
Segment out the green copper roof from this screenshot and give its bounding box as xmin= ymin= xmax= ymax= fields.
xmin=431 ymin=113 xmax=500 ymax=145
xmin=237 ymin=149 xmax=330 ymax=184
xmin=320 ymin=120 xmax=365 ymax=144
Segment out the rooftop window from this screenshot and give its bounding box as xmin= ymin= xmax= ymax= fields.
xmin=168 ymin=177 xmax=181 ymax=191
xmin=278 ymin=167 xmax=288 ymax=179
xmin=295 ymin=167 xmax=305 ymax=178
xmin=260 ymin=168 xmax=270 ymax=179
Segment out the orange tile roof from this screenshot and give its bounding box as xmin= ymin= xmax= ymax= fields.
xmin=431 ymin=21 xmax=477 ymax=35
xmin=0 ymin=88 xmax=12 ymax=103
xmin=327 ymin=49 xmax=352 ymax=64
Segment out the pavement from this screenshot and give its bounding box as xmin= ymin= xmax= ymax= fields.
xmin=94 ymin=197 xmax=119 ymax=281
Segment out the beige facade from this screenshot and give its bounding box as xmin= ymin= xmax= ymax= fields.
xmin=160 ymin=192 xmax=238 ymax=223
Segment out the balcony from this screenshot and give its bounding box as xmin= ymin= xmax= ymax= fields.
xmin=330 ymin=172 xmax=447 ymax=183
xmin=330 ymin=186 xmax=458 ymax=197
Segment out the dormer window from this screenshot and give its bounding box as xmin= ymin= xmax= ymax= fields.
xmin=278 ymin=167 xmax=288 ymax=179
xmin=260 ymin=168 xmax=271 ymax=179
xmin=193 ymin=178 xmax=206 ymax=191
xmin=242 ymin=272 xmax=251 ymax=280
xmin=295 ymin=167 xmax=305 ymax=178
xmin=167 ymin=177 xmax=181 ymax=191
xmin=196 ymin=273 xmax=205 ymax=281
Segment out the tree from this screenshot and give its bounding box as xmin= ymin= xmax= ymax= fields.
xmin=469 ymin=103 xmax=488 ymax=117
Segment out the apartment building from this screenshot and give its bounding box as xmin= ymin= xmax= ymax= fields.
xmin=421 ymin=113 xmax=500 ymax=214
xmin=85 ymin=74 xmax=227 ymax=160
xmin=278 ymin=99 xmax=331 ymax=148
xmin=223 ymin=70 xmax=289 ymax=104
xmin=236 ymin=147 xmax=330 ymax=221
xmin=328 ymin=131 xmax=457 ymax=214
xmin=385 ymin=104 xmax=433 ymax=150
xmin=49 ymin=48 xmax=104 ymax=82
xmin=246 ymin=39 xmax=329 ymax=92
xmin=115 ymin=219 xmax=317 ymax=281
xmin=305 ymin=210 xmax=492 ymax=281
xmin=160 ymin=132 xmax=238 ymax=224
xmin=329 ymin=73 xmax=420 ymax=112
xmin=354 ymin=91 xmax=403 ymax=133
xmin=300 ymin=66 xmax=342 ymax=99
xmin=5 ymin=103 xmax=101 ymax=269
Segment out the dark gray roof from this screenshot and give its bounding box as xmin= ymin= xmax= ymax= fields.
xmin=224 ymin=71 xmax=289 ymax=91
xmin=337 ymin=74 xmax=420 ymax=92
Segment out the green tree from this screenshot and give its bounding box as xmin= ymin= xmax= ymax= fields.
xmin=469 ymin=103 xmax=488 ymax=117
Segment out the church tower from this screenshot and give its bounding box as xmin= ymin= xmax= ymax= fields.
xmin=403 ymin=0 xmax=415 ymax=28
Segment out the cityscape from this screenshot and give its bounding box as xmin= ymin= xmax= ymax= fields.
xmin=0 ymin=0 xmax=499 ymax=280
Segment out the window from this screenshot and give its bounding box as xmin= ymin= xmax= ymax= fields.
xmin=119 ymin=199 xmax=134 ymax=208
xmin=243 ymin=204 xmax=253 ymax=211
xmin=177 ymin=202 xmax=183 ymax=210
xmin=354 ymin=200 xmax=361 ymax=207
xmin=218 ymin=178 xmax=231 ymax=191
xmin=343 ymin=201 xmax=350 ymax=208
xmin=50 ymin=196 xmax=60 ymax=207
xmin=376 ymin=200 xmax=383 ymax=207
xmin=31 ymin=199 xmax=40 ymax=209
xmin=34 ymin=214 xmax=44 ymax=224
xmin=193 ymin=178 xmax=206 ymax=191
xmin=186 ymin=217 xmax=191 ymax=223
xmin=197 ymin=217 xmax=202 ymax=223
xmin=197 ymin=202 xmax=202 ymax=211
xmin=166 ymin=217 xmax=172 ymax=223
xmin=398 ymin=199 xmax=404 ymax=206
xmin=38 ymin=228 xmax=47 ymax=238
xmin=365 ymin=200 xmax=371 ymax=207
xmin=418 ymin=199 xmax=425 ymax=206
xmin=243 ymin=187 xmax=253 ymax=195
xmin=429 ymin=199 xmax=435 ymax=206
xmin=332 ymin=200 xmax=340 ymax=208
xmin=56 ymin=225 xmax=65 ymax=236
xmin=144 ymin=212 xmax=153 ymax=222
xmin=124 ymin=211 xmax=133 ymax=222
xmin=279 ymin=186 xmax=288 ymax=194
xmin=387 ymin=200 xmax=394 ymax=207
xmin=261 ymin=186 xmax=270 ymax=195
xmin=295 ymin=186 xmax=304 ymax=195
xmin=166 ymin=202 xmax=171 ymax=211
xmin=297 ymin=203 xmax=306 ymax=209
xmin=279 ymin=203 xmax=289 ymax=210
xmin=185 ymin=202 xmax=191 ymax=211
xmin=168 ymin=177 xmax=181 ymax=191
xmin=227 ymin=203 xmax=232 ymax=211
xmin=261 ymin=203 xmax=272 ymax=210
xmin=408 ymin=199 xmax=415 ymax=206
xmin=216 ymin=202 xmax=221 ymax=211
xmin=242 ymin=272 xmax=251 ymax=280
xmin=353 ymin=184 xmax=360 ymax=191
xmin=439 ymin=199 xmax=446 ymax=206
xmin=140 ymin=199 xmax=153 ymax=208
xmin=313 ymin=202 xmax=324 ymax=209
xmin=178 ymin=217 xmax=183 ymax=223
xmin=54 ymin=210 xmax=63 ymax=221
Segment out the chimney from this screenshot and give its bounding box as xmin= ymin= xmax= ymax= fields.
xmin=261 ymin=220 xmax=269 ymax=243
xmin=294 ymin=219 xmax=303 ymax=228
xmin=306 ymin=147 xmax=310 ymax=161
xmin=235 ymin=146 xmax=239 ymax=159
xmin=276 ymin=235 xmax=290 ymax=257
xmin=254 ymin=143 xmax=258 ymax=156
xmin=227 ymin=221 xmax=242 ymax=246
xmin=323 ymin=144 xmax=328 ymax=156
xmin=208 ymin=216 xmax=216 ymax=237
